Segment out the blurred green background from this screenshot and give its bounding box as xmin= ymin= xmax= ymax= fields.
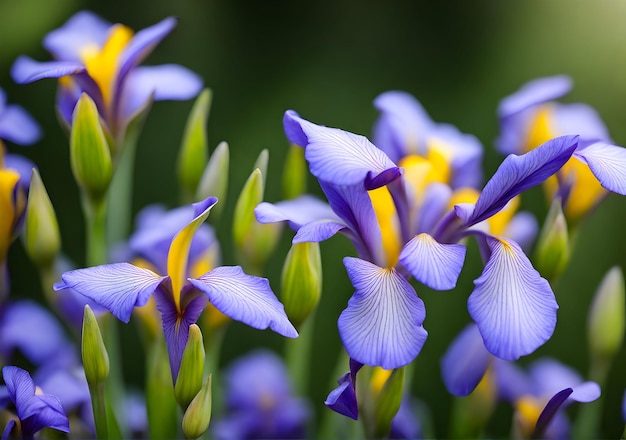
xmin=3 ymin=0 xmax=626 ymax=437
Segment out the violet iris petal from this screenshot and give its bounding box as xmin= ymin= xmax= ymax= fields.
xmin=11 ymin=57 xmax=86 ymax=84
xmin=0 ymin=89 xmax=41 ymax=145
xmin=574 ymin=141 xmax=626 ymax=195
xmin=325 ymin=372 xmax=359 ymax=420
xmin=42 ymin=11 xmax=111 ymax=61
xmin=497 ymin=75 xmax=572 ymax=119
xmin=338 ymin=258 xmax=427 ymax=369
xmin=468 ymin=236 xmax=557 ymax=360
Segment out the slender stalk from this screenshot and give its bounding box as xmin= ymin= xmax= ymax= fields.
xmin=285 ymin=316 xmax=315 ymax=396
xmin=83 ymin=195 xmax=108 ymax=267
xmin=88 ymin=382 xmax=108 ymax=440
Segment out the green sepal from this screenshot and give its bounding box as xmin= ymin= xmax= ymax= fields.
xmin=81 ymin=305 xmax=110 ymax=385
xmin=23 ymin=168 xmax=60 ymax=269
xmin=534 ymin=197 xmax=570 ymax=282
xmin=175 ymin=324 xmax=206 ymax=409
xmin=588 ymin=266 xmax=625 ymax=363
xmin=178 ymin=88 xmax=212 ymax=195
xmin=281 ymin=241 xmax=322 ymax=329
xmin=181 ymin=374 xmax=212 ymax=440
xmin=70 ymin=93 xmax=113 ymax=203
xmin=195 ymin=141 xmax=229 ymax=221
xmin=282 ymin=144 xmax=307 ymax=199
xmin=372 ymin=367 xmax=405 ymax=438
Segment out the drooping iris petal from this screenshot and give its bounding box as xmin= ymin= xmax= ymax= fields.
xmin=292 ymin=220 xmax=346 ymax=244
xmin=0 ymin=103 xmax=41 ymax=146
xmin=569 ymin=382 xmax=601 ymax=403
xmin=528 ymin=358 xmax=584 ymax=398
xmin=533 ymin=388 xmax=574 ymax=440
xmin=324 ymin=372 xmax=358 ymax=420
xmin=465 ymin=135 xmax=578 ymax=227
xmin=167 ymin=196 xmax=217 ymax=311
xmin=498 ymin=75 xmax=572 ymax=119
xmin=338 ymin=258 xmax=427 ymax=369
xmin=255 ymin=195 xmax=343 ymax=231
xmin=574 ymin=141 xmax=626 ymax=195
xmin=283 ymin=110 xmax=400 ymax=189
xmin=468 ymin=236 xmax=557 ymax=360
xmin=43 ymin=11 xmax=111 ymax=61
xmin=11 ymin=57 xmax=86 ymax=84
xmin=54 ymin=263 xmax=166 ymax=322
xmin=441 ymin=323 xmax=491 ymax=396
xmin=399 ymin=233 xmax=466 ymax=290
xmin=189 ymin=266 xmax=297 ymax=338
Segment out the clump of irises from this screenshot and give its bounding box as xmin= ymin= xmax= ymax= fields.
xmin=1 ymin=9 xmax=625 ymax=440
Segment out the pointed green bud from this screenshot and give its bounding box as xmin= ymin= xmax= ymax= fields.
xmin=195 ymin=141 xmax=229 ymax=221
xmin=23 ymin=169 xmax=60 ymax=269
xmin=181 ymin=375 xmax=212 ymax=439
xmin=70 ymin=93 xmax=113 ymax=203
xmin=372 ymin=367 xmax=405 ymax=438
xmin=147 ymin=337 xmax=179 ymax=440
xmin=81 ymin=305 xmax=109 ymax=385
xmin=253 ymin=149 xmax=269 ymax=187
xmin=178 ymin=89 xmax=211 ymax=195
xmin=281 ymin=242 xmax=322 ymax=329
xmin=534 ymin=197 xmax=570 ymax=281
xmin=588 ymin=266 xmax=625 ymax=362
xmin=233 ymin=155 xmax=281 ymax=273
xmin=282 ymin=144 xmax=307 ymax=199
xmin=175 ymin=324 xmax=206 ymax=409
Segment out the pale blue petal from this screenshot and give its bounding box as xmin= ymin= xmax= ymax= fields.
xmin=468 ymin=237 xmax=557 ymax=360
xmin=255 ymin=196 xmax=342 ymax=230
xmin=528 ymin=358 xmax=583 ymax=397
xmin=43 ymin=11 xmax=111 ymax=61
xmin=441 ymin=323 xmax=491 ymax=396
xmin=11 ymin=57 xmax=85 ymax=84
xmin=552 ymin=103 xmax=612 ymax=143
xmin=338 ymin=258 xmax=427 ymax=369
xmin=466 ymin=135 xmax=578 ymax=227
xmin=189 ymin=266 xmax=298 ymax=338
xmin=497 ymin=75 xmax=572 ymax=119
xmin=283 ymin=110 xmax=399 ymax=188
xmin=54 ymin=263 xmax=166 ymax=322
xmin=293 ymin=220 xmax=346 ymax=243
xmin=399 ymin=233 xmax=466 ymax=290
xmin=0 ymin=104 xmax=41 ymax=145
xmin=574 ymin=141 xmax=626 ymax=195
xmin=569 ymin=382 xmax=600 ymax=403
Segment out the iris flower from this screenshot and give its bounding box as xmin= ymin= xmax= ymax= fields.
xmin=1 ymin=366 xmax=70 ymax=440
xmin=496 ymin=75 xmax=626 ymax=223
xmin=54 ymin=197 xmax=297 ymax=383
xmin=11 ymin=11 xmax=202 ymax=146
xmin=257 ymin=108 xmax=582 ymax=370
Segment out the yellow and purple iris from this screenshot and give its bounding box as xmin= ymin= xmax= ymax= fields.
xmin=257 ymin=102 xmax=581 ymax=373
xmin=496 ymin=75 xmax=626 ymax=224
xmin=11 ymin=11 xmax=202 ymax=147
xmin=54 ymin=197 xmax=297 ymax=383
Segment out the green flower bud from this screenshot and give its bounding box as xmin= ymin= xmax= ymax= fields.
xmin=281 ymin=242 xmax=322 ymax=329
xmin=372 ymin=367 xmax=405 ymax=438
xmin=178 ymin=89 xmax=211 ymax=195
xmin=233 ymin=153 xmax=281 ymax=273
xmin=534 ymin=197 xmax=570 ymax=282
xmin=175 ymin=324 xmax=206 ymax=409
xmin=181 ymin=375 xmax=212 ymax=439
xmin=70 ymin=93 xmax=113 ymax=203
xmin=81 ymin=305 xmax=110 ymax=385
xmin=146 ymin=337 xmax=179 ymax=440
xmin=281 ymin=144 xmax=307 ymax=199
xmin=588 ymin=266 xmax=625 ymax=362
xmin=23 ymin=168 xmax=60 ymax=269
xmin=195 ymin=141 xmax=229 ymax=221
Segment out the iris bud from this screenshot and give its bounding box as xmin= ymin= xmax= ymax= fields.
xmin=281 ymin=242 xmax=322 ymax=329
xmin=534 ymin=197 xmax=570 ymax=281
xmin=24 ymin=168 xmax=60 ymax=269
xmin=195 ymin=141 xmax=229 ymax=221
xmin=70 ymin=93 xmax=112 ymax=203
xmin=81 ymin=305 xmax=109 ymax=385
xmin=281 ymin=144 xmax=307 ymax=199
xmin=175 ymin=324 xmax=206 ymax=409
xmin=588 ymin=266 xmax=625 ymax=362
xmin=178 ymin=88 xmax=211 ymax=196
xmin=181 ymin=375 xmax=212 ymax=439
xmin=371 ymin=367 xmax=405 ymax=438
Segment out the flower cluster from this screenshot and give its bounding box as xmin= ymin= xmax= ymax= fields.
xmin=1 ymin=9 xmax=625 ymax=440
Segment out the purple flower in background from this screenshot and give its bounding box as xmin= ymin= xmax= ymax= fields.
xmin=11 ymin=11 xmax=202 ymax=146
xmin=0 ymin=366 xmax=70 ymax=440
xmin=0 ymin=87 xmax=41 ymax=148
xmin=54 ymin=197 xmax=297 ymax=383
xmin=212 ymin=350 xmax=311 ymax=440
xmin=496 ymin=75 xmax=626 ymax=223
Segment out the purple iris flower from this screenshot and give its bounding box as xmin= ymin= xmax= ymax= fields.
xmin=11 ymin=11 xmax=202 ymax=145
xmin=496 ymin=75 xmax=626 ymax=222
xmin=257 ymin=108 xmax=583 ymax=371
xmin=0 ymin=366 xmax=70 ymax=440
xmin=212 ymin=349 xmax=311 ymax=440
xmin=54 ymin=197 xmax=297 ymax=383
xmin=441 ymin=323 xmax=600 ymax=439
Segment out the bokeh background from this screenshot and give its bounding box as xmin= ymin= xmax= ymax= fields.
xmin=2 ymin=1 xmax=626 ymax=437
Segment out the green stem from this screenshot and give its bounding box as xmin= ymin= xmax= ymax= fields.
xmin=83 ymin=195 xmax=108 ymax=267
xmin=285 ymin=316 xmax=314 ymax=396
xmin=98 ymin=314 xmax=125 ymax=438
xmin=89 ymin=381 xmax=108 ymax=440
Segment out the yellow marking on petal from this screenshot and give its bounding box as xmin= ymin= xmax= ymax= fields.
xmin=448 ymin=187 xmax=480 ymax=209
xmin=0 ymin=170 xmax=21 ymax=262
xmin=488 ymin=196 xmax=520 ymax=236
xmin=189 ymin=246 xmax=220 ymax=279
xmin=81 ymin=24 xmax=133 ymax=107
xmin=370 ymin=366 xmax=393 ymax=395
xmin=399 ymin=148 xmax=451 ymax=197
xmin=524 ymin=105 xmax=555 ymax=153
xmin=515 ymin=395 xmax=543 ymax=437
xmin=167 ymin=202 xmax=216 ymax=312
xmin=425 ymin=140 xmax=452 ymax=184
xmin=368 ymin=186 xmax=401 ymax=267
